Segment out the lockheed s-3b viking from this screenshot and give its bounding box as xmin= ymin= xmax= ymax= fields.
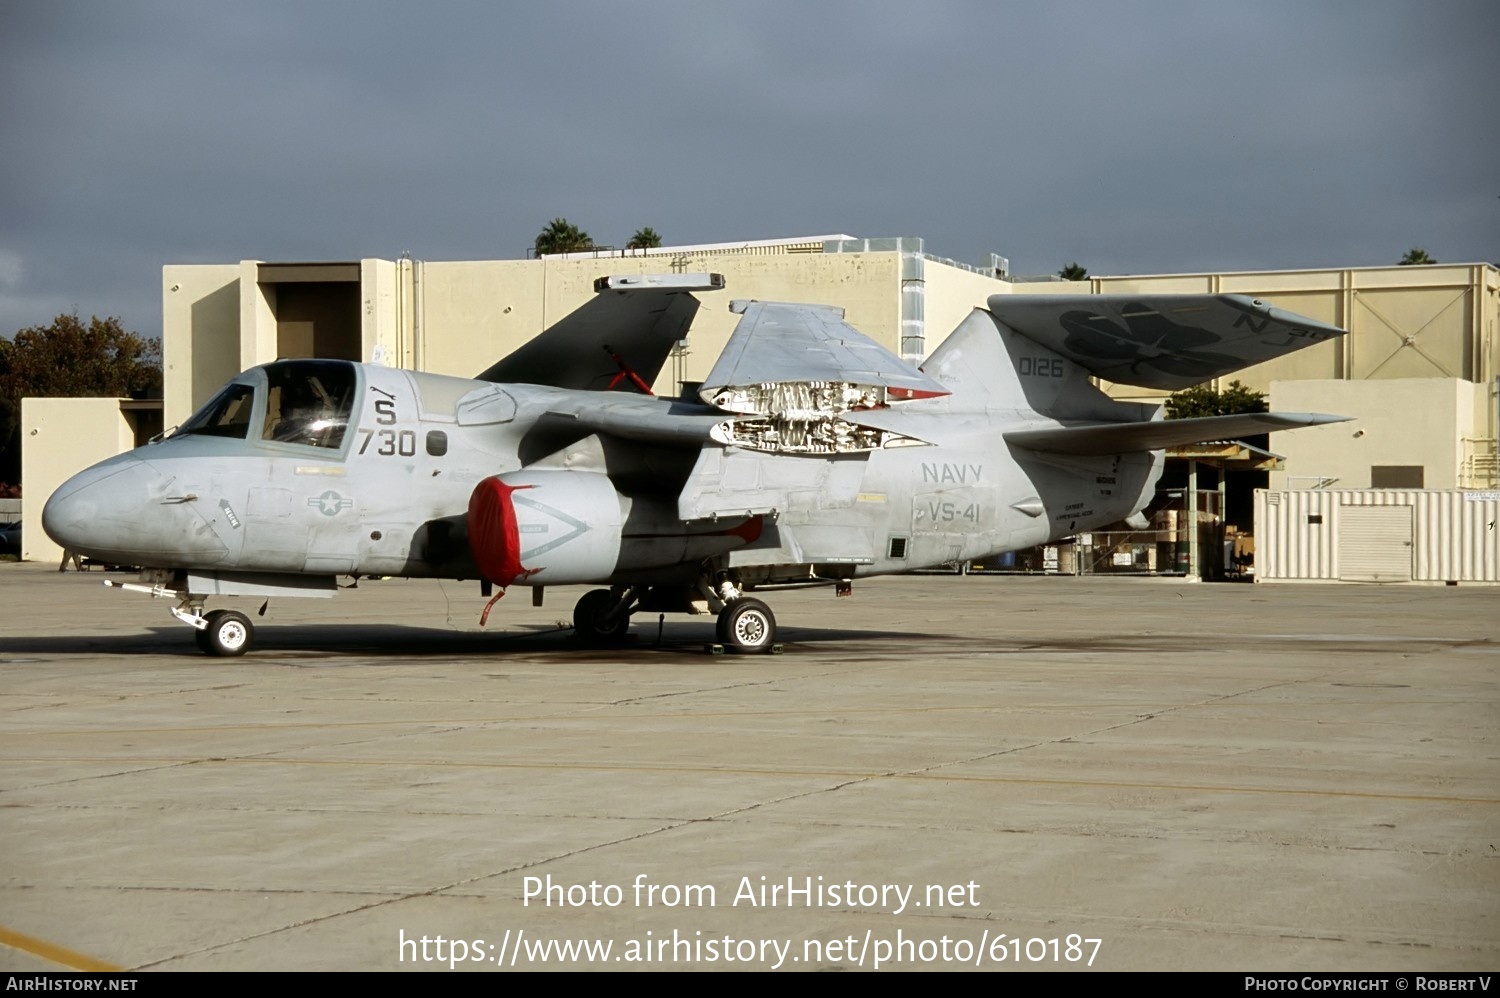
xmin=43 ymin=273 xmax=1346 ymax=656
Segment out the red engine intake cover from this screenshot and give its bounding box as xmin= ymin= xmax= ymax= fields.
xmin=467 ymin=477 xmax=532 ymax=587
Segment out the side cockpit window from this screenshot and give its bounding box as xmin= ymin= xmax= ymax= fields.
xmin=261 ymin=361 xmax=356 ymax=450
xmin=176 ymin=383 xmax=256 ymax=439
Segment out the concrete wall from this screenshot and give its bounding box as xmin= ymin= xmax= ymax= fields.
xmin=408 ymin=252 xmax=903 ymax=394
xmin=920 ymin=259 xmax=1012 ymax=356
xmin=411 ymin=249 xmax=1014 ymax=390
xmin=408 ymin=259 xmax=546 ymax=381
xmin=162 ymin=264 xmax=239 ymax=428
xmin=238 ymin=261 xmax=277 ymax=382
xmin=1268 ymin=378 xmax=1483 ymax=491
xmin=361 ymin=258 xmax=408 ymax=368
xmin=178 ymin=252 xmax=909 ymax=396
xmin=20 ymin=397 xmax=137 ymax=564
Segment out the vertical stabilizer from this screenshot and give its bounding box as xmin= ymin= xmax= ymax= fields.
xmin=923 ymin=308 xmax=1142 ymax=421
xmin=919 ymin=310 xmax=1015 ymax=406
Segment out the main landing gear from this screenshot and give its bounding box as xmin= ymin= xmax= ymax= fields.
xmin=715 ymin=597 xmax=776 ymax=653
xmin=569 ymin=579 xmax=780 ymax=654
xmin=571 ymin=588 xmax=632 ymax=643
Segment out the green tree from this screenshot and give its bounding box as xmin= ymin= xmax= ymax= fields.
xmin=1164 ymin=379 xmax=1266 ymax=419
xmin=533 ymin=217 xmax=593 ymax=257
xmin=0 ymin=312 xmax=162 ymax=484
xmin=1058 ymin=262 xmax=1088 ymax=281
xmin=1398 ymin=247 xmax=1437 ymax=265
xmin=626 ymin=227 xmax=662 ymax=250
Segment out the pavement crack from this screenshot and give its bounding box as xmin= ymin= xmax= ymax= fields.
xmin=129 ymin=818 xmax=703 ymax=970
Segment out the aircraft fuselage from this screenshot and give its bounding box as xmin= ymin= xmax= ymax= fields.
xmin=45 ymin=359 xmax=1159 ymax=591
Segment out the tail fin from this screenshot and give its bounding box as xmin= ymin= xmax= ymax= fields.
xmin=919 ymin=309 xmax=1013 ymax=404
xmin=924 ymin=300 xmax=1349 ymax=453
xmin=922 ymin=308 xmax=1147 ymax=421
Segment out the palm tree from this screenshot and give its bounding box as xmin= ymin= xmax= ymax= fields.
xmin=533 ymin=218 xmax=593 ymax=257
xmin=1058 ymin=262 xmax=1088 ymax=281
xmin=626 ymin=227 xmax=662 ymax=250
xmin=1398 ymin=247 xmax=1436 ymax=265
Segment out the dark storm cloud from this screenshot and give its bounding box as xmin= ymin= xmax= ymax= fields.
xmin=1 ymin=0 xmax=1493 ymax=338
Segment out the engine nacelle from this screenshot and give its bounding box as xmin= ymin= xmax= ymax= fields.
xmin=467 ymin=471 xmax=624 ymax=586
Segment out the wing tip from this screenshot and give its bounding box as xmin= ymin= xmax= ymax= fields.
xmin=1270 ymin=411 xmax=1353 ymax=426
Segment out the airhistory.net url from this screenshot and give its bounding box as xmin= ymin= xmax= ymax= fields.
xmin=397 ymin=928 xmax=1102 ymax=969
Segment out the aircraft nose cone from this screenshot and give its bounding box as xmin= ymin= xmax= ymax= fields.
xmin=43 ymin=456 xmax=227 ymax=565
xmin=42 ymin=460 xmax=138 ymax=553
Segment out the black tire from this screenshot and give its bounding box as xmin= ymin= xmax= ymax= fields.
xmin=572 ymin=589 xmax=630 ymax=642
xmin=716 ymin=597 xmax=776 ymax=653
xmin=201 ymin=609 xmax=253 ymax=657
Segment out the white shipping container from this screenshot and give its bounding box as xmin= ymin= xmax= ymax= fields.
xmin=1254 ymin=489 xmax=1500 ymax=584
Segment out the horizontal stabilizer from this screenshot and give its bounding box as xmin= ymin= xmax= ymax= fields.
xmin=1004 ymin=412 xmax=1350 ymax=456
xmin=988 ymin=294 xmax=1346 ymax=391
xmin=476 ymin=274 xmax=722 ymax=391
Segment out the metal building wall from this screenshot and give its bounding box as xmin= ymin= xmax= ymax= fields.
xmin=1255 ymin=489 xmax=1500 ymax=583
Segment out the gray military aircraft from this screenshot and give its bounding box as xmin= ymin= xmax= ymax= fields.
xmin=43 ymin=273 xmax=1346 ymax=656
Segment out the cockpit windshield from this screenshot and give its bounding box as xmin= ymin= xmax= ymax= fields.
xmin=260 ymin=361 xmax=356 ymax=450
xmin=176 ymin=383 xmax=256 ymax=439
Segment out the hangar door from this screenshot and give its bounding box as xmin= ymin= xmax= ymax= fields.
xmin=1338 ymin=505 xmax=1412 ymax=582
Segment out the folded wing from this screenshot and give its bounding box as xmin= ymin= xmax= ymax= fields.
xmin=476 ymin=273 xmax=722 ymax=391
xmin=988 ymin=294 xmax=1345 ymax=391
xmin=699 ymin=300 xmax=949 ymax=410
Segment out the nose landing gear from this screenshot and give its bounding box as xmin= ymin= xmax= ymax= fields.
xmin=193 ymin=609 xmax=254 ymax=657
xmin=104 ymin=579 xmax=258 ymax=657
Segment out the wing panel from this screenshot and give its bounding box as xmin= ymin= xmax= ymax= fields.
xmin=700 ymin=301 xmax=949 ymax=406
xmin=476 ymin=274 xmax=720 ymax=391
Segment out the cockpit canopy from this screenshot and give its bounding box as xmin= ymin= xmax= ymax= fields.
xmin=175 ymin=360 xmax=357 ymax=451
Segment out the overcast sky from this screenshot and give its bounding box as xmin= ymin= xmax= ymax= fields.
xmin=1 ymin=0 xmax=1494 ymax=339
